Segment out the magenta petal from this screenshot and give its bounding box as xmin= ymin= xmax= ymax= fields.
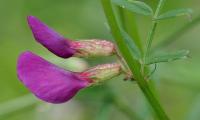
xmin=27 ymin=16 xmax=75 ymax=58
xmin=17 ymin=51 xmax=89 ymax=103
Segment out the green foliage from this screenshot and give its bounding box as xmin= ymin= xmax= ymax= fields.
xmin=112 ymin=0 xmax=153 ymax=16
xmin=102 ymin=0 xmax=169 ymax=119
xmin=146 ymin=50 xmax=190 ymax=65
xmin=156 ymin=8 xmax=193 ymax=20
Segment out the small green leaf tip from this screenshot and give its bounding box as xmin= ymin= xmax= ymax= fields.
xmin=156 ymin=8 xmax=193 ymax=21
xmin=146 ymin=50 xmax=190 ymax=65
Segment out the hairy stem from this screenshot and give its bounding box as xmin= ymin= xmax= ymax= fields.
xmin=101 ymin=0 xmax=169 ymax=119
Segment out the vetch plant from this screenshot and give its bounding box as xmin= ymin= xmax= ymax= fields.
xmin=16 ymin=0 xmax=193 ymax=119
xmin=101 ymin=0 xmax=191 ymax=120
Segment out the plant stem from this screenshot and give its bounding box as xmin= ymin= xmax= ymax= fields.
xmin=144 ymin=22 xmax=157 ymax=60
xmin=117 ymin=3 xmax=161 ymax=119
xmin=154 ymin=0 xmax=165 ymax=17
xmin=101 ymin=0 xmax=169 ymax=120
xmin=154 ymin=14 xmax=200 ymax=50
xmin=144 ymin=0 xmax=165 ymax=61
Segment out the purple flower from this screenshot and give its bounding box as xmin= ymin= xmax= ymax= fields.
xmin=17 ymin=16 xmax=121 ymax=104
xmin=17 ymin=51 xmax=91 ymax=103
xmin=27 ymin=16 xmax=115 ymax=58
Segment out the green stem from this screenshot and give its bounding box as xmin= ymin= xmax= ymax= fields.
xmin=101 ymin=0 xmax=169 ymax=120
xmin=144 ymin=21 xmax=158 ymax=60
xmin=144 ymin=0 xmax=165 ymax=61
xmin=118 ymin=3 xmax=161 ymax=119
xmin=154 ymin=14 xmax=200 ymax=50
xmin=154 ymin=0 xmax=165 ymax=17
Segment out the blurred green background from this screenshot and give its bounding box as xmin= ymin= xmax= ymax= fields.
xmin=0 ymin=0 xmax=200 ymax=120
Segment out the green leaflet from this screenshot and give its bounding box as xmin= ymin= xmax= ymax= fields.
xmin=120 ymin=29 xmax=141 ymax=59
xmin=112 ymin=0 xmax=153 ymax=16
xmin=156 ymin=8 xmax=193 ymax=20
xmin=146 ymin=50 xmax=190 ymax=65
